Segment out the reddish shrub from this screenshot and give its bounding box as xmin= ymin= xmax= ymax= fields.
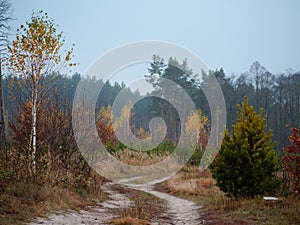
xmin=283 ymin=127 xmax=300 ymax=194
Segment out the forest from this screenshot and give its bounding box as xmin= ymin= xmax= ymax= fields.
xmin=2 ymin=57 xmax=298 ymax=152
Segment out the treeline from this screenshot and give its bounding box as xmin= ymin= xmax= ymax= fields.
xmin=2 ymin=58 xmax=299 ymax=155
xmin=143 ymin=56 xmax=300 ymax=153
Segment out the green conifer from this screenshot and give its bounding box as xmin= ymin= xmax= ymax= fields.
xmin=212 ymin=97 xmax=279 ymax=197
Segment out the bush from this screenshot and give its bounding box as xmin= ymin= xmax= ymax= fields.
xmin=211 ymin=97 xmax=279 ymax=198
xmin=283 ymin=127 xmax=300 ymax=194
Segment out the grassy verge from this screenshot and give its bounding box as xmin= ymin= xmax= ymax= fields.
xmin=0 ymin=180 xmax=107 ymax=225
xmin=157 ymin=166 xmax=300 ymax=225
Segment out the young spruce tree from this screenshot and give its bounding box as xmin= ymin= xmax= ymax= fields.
xmin=212 ymin=97 xmax=279 ymax=198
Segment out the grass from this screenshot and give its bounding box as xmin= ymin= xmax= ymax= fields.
xmin=110 ymin=216 xmax=151 ymax=225
xmin=0 ymin=179 xmax=107 ymax=225
xmin=114 ymin=148 xmax=167 ymax=166
xmin=108 ymin=184 xmax=167 ymax=224
xmin=94 ymin=148 xmax=184 ymax=183
xmin=2 ymin=148 xmax=299 ymax=225
xmin=157 ymin=166 xmax=300 ymax=225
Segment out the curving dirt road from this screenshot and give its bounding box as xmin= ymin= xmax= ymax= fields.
xmin=119 ymin=177 xmax=204 ymax=225
xmin=141 ymin=186 xmax=203 ymax=225
xmin=29 ymin=180 xmax=204 ymax=225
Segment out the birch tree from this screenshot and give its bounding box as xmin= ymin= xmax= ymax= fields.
xmin=8 ymin=11 xmax=74 ymax=174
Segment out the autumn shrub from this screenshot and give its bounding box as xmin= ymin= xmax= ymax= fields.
xmin=283 ymin=127 xmax=300 ymax=195
xmin=96 ymin=105 xmax=117 ymax=146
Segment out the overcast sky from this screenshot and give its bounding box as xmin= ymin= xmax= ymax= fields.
xmin=12 ymin=0 xmax=300 ymax=79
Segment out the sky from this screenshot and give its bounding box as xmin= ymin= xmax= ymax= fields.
xmin=11 ymin=0 xmax=300 ymax=82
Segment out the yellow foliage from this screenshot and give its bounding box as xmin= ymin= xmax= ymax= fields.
xmin=185 ymin=110 xmax=208 ymax=135
xmin=8 ymin=11 xmax=74 ymax=79
xmin=185 ymin=110 xmax=209 ymax=147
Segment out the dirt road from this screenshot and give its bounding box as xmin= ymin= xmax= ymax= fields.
xmin=29 ymin=180 xmax=203 ymax=225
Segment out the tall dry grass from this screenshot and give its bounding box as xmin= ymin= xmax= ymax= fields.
xmin=110 ymin=216 xmax=151 ymax=225
xmin=159 ymin=166 xmax=300 ymax=225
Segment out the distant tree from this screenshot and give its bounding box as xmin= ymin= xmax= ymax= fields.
xmin=0 ymin=0 xmax=13 ymax=147
xmin=185 ymin=110 xmax=209 ymax=165
xmin=249 ymin=61 xmax=267 ymax=109
xmin=96 ymin=105 xmax=116 ymax=146
xmin=185 ymin=109 xmax=209 ymax=152
xmin=145 ymin=55 xmax=166 ymax=122
xmin=271 ymin=72 xmax=300 ymax=150
xmin=145 ymin=56 xmax=200 ymax=141
xmin=8 ymin=11 xmax=74 ymax=174
xmin=113 ymin=104 xmax=133 ymax=144
xmin=0 ymin=0 xmax=12 ymax=39
xmin=205 ymin=68 xmax=235 ymax=129
xmin=283 ymin=127 xmax=300 ymax=194
xmin=211 ymin=97 xmax=279 ymax=198
xmin=145 ymin=55 xmax=166 ymax=89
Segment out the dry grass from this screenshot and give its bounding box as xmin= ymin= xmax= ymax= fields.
xmin=0 ymin=180 xmax=107 ymax=225
xmin=158 ymin=166 xmax=300 ymax=225
xmin=94 ymin=148 xmax=183 ymax=182
xmin=109 ymin=185 xmax=167 ymax=223
xmin=159 ymin=167 xmax=226 ymax=207
xmin=110 ymin=216 xmax=151 ymax=225
xmin=165 ymin=169 xmax=217 ymax=195
xmin=114 ymin=148 xmax=167 ymax=166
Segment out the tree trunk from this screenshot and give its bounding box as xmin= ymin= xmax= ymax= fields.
xmin=169 ymin=101 xmax=173 ymax=141
xmin=31 ymin=85 xmax=38 ymax=174
xmin=160 ymin=98 xmax=164 ymax=121
xmin=0 ymin=59 xmax=6 ymax=148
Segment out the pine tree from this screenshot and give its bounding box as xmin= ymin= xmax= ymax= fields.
xmin=211 ymin=97 xmax=279 ymax=198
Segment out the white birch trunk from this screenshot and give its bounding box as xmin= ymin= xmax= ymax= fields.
xmin=31 ymin=83 xmax=38 ymax=174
